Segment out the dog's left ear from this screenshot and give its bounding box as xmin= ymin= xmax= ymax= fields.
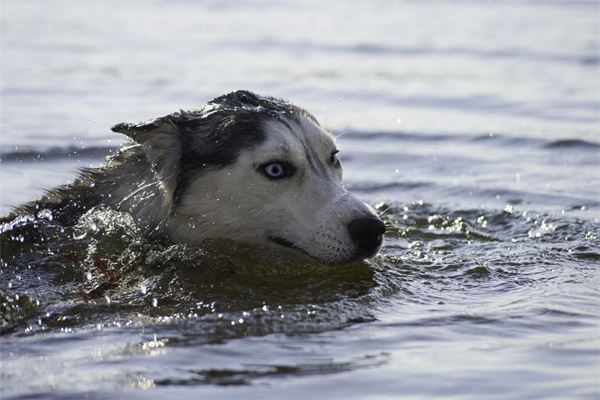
xmin=111 ymin=115 xmax=182 ymax=197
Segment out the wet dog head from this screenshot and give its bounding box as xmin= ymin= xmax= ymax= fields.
xmin=112 ymin=91 xmax=385 ymax=264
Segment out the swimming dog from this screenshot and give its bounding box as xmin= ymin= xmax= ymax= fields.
xmin=12 ymin=91 xmax=385 ymax=264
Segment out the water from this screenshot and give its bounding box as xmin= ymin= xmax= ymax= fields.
xmin=1 ymin=1 xmax=599 ymax=399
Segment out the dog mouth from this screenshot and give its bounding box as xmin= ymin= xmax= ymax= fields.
xmin=267 ymin=235 xmax=311 ymax=258
xmin=267 ymin=235 xmax=380 ymax=265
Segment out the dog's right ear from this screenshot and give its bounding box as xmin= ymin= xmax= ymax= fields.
xmin=111 ymin=115 xmax=182 ymax=197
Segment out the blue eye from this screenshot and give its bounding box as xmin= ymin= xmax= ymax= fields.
xmin=331 ymin=150 xmax=341 ymax=168
xmin=260 ymin=161 xmax=295 ymax=179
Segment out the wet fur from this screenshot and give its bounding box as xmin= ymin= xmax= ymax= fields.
xmin=8 ymin=91 xmax=382 ymax=264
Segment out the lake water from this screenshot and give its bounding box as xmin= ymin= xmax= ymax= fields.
xmin=1 ymin=1 xmax=599 ymax=399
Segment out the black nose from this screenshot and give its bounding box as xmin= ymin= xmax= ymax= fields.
xmin=347 ymin=217 xmax=386 ymax=257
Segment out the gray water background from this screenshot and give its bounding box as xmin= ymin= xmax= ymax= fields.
xmin=1 ymin=1 xmax=599 ymax=399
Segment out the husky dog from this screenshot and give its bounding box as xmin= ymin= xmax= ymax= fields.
xmin=13 ymin=91 xmax=385 ymax=264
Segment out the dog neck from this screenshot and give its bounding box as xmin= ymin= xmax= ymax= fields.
xmin=98 ymin=144 xmax=174 ymax=238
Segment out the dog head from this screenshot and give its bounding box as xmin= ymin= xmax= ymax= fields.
xmin=112 ymin=91 xmax=385 ymax=264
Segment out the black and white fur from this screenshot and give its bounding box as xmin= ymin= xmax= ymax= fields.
xmin=13 ymin=91 xmax=385 ymax=264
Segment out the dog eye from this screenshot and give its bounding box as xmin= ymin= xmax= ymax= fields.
xmin=260 ymin=161 xmax=295 ymax=180
xmin=330 ymin=150 xmax=341 ymax=168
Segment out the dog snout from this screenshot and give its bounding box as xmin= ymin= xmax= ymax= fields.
xmin=347 ymin=217 xmax=386 ymax=258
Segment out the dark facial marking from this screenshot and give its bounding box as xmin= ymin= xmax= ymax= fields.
xmin=172 ymin=91 xmax=320 ymax=204
xmin=283 ymin=119 xmax=331 ymax=180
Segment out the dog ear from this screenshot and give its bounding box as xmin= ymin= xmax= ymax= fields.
xmin=111 ymin=114 xmax=182 ymax=197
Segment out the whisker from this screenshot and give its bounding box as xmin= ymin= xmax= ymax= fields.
xmin=117 ymin=180 xmax=163 ymax=206
xmin=378 ymin=206 xmax=394 ymax=217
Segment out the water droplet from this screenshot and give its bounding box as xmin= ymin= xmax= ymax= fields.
xmin=73 ymin=231 xmax=87 ymax=240
xmin=36 ymin=209 xmax=53 ymax=221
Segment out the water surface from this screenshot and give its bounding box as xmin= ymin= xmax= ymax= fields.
xmin=1 ymin=1 xmax=599 ymax=399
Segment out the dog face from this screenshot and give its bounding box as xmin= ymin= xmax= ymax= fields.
xmin=112 ymin=91 xmax=385 ymax=264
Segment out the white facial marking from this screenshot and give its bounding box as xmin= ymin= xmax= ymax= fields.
xmin=167 ymin=115 xmax=380 ymax=264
